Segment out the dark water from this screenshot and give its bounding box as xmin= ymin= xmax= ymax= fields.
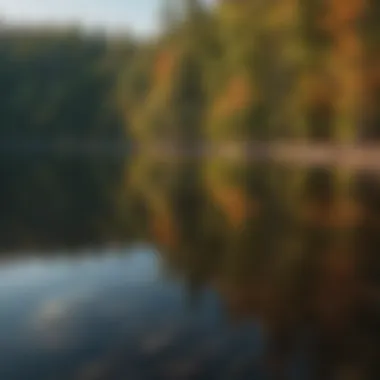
xmin=1 ymin=157 xmax=380 ymax=380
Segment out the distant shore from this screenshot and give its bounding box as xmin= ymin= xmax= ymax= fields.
xmin=137 ymin=143 xmax=380 ymax=170
xmin=2 ymin=141 xmax=380 ymax=170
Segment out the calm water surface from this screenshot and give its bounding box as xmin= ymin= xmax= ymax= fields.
xmin=1 ymin=159 xmax=379 ymax=380
xmin=0 ymin=248 xmax=267 ymax=380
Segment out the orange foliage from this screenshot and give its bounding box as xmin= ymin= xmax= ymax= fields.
xmin=209 ymin=186 xmax=260 ymax=228
xmin=211 ymin=75 xmax=253 ymax=119
xmin=335 ymin=32 xmax=363 ymax=58
xmin=322 ymin=0 xmax=365 ymax=62
xmin=153 ymin=48 xmax=179 ymax=86
xmin=300 ymin=198 xmax=363 ymax=228
xmin=151 ymin=212 xmax=179 ymax=250
xmin=320 ymin=0 xmax=366 ymax=123
xmin=366 ymin=57 xmax=380 ymax=88
xmin=323 ymin=0 xmax=366 ymax=30
xmin=365 ymin=56 xmax=380 ymax=111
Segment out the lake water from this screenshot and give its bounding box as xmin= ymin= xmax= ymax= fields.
xmin=1 ymin=158 xmax=379 ymax=379
xmin=0 ymin=248 xmax=268 ymax=380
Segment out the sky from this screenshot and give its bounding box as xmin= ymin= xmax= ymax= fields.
xmin=0 ymin=0 xmax=162 ymax=35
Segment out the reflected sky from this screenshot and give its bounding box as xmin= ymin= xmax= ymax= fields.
xmin=0 ymin=247 xmax=266 ymax=380
xmin=1 ymin=160 xmax=380 ymax=380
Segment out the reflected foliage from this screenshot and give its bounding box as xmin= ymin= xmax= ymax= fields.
xmin=1 ymin=154 xmax=379 ymax=377
xmin=126 ymin=155 xmax=380 ymax=380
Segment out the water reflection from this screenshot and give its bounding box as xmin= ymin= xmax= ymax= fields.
xmin=130 ymin=156 xmax=380 ymax=379
xmin=1 ymin=158 xmax=379 ymax=379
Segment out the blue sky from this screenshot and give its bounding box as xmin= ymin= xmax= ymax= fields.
xmin=0 ymin=0 xmax=162 ymax=35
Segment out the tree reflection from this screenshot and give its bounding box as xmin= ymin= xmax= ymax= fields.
xmin=133 ymin=157 xmax=379 ymax=380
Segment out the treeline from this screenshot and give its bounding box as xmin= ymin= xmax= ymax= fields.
xmin=129 ymin=154 xmax=380 ymax=379
xmin=2 ymin=1 xmax=377 ymax=147
xmin=1 ymin=0 xmax=379 ymax=249
xmin=0 ymin=27 xmax=136 ymax=249
xmin=124 ymin=0 xmax=379 ymax=145
xmin=0 ymin=27 xmax=133 ymax=144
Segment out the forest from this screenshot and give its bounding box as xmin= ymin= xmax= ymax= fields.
xmin=0 ymin=27 xmax=136 ymax=248
xmin=0 ymin=0 xmax=379 ymax=249
xmin=123 ymin=0 xmax=379 ymax=144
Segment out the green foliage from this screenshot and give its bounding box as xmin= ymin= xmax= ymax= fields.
xmin=1 ymin=0 xmax=379 ymax=249
xmin=125 ymin=0 xmax=378 ymax=144
xmin=0 ymin=28 xmax=136 ymax=249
